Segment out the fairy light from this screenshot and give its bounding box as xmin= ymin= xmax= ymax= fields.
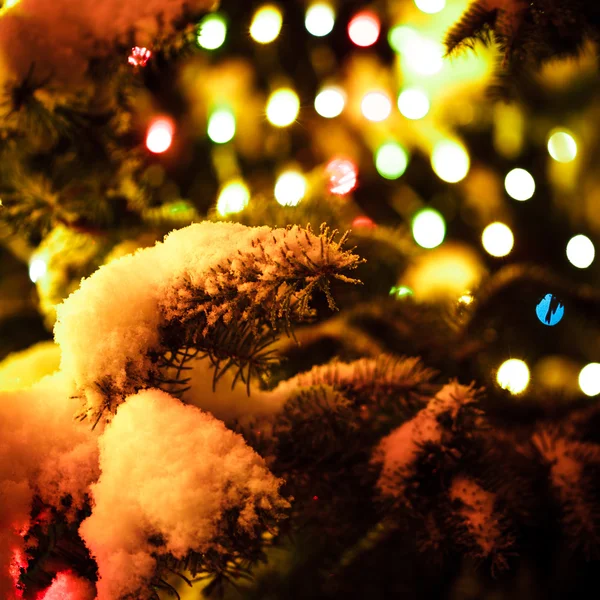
xmin=497 ymin=359 xmax=530 ymax=394
xmin=566 ymin=234 xmax=595 ymax=268
xmin=388 ymin=25 xmax=419 ymax=54
xmin=547 ymin=130 xmax=578 ymax=163
xmin=250 ymin=5 xmax=283 ymax=44
xmin=431 ymin=140 xmax=470 ymax=183
xmin=326 ymin=158 xmax=358 ymax=195
xmin=458 ymin=292 xmax=474 ymax=305
xmin=412 ymin=208 xmax=446 ymax=249
xmin=404 ymin=37 xmax=444 ymax=75
xmin=305 ymin=3 xmax=335 ymax=37
xmin=579 ymin=363 xmax=600 ymax=396
xmin=414 ymin=0 xmax=446 ymax=14
xmin=266 ymin=88 xmax=300 ymax=127
xmin=390 ymin=285 xmax=413 ymax=298
xmin=348 ymin=11 xmax=380 ymax=47
xmin=482 ymin=222 xmax=514 ymax=257
xmin=197 ymin=14 xmax=227 ymax=50
xmin=274 ymin=171 xmax=307 ymax=206
xmin=360 ymin=91 xmax=392 ymax=122
xmin=504 ymin=168 xmax=535 ymax=201
xmin=216 ymin=180 xmax=250 ymax=216
xmin=397 ymin=88 xmax=430 ymax=120
xmin=128 ymin=47 xmax=152 ymax=67
xmin=146 ymin=117 xmax=174 ymax=154
xmin=207 ymin=107 xmax=236 ymax=144
xmin=28 ymin=258 xmax=47 ymax=283
xmin=314 ymin=86 xmax=346 ymax=118
xmin=375 ymin=142 xmax=409 ymax=180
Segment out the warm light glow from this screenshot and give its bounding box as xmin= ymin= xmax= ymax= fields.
xmin=361 ymin=91 xmax=392 ymax=122
xmin=390 ymin=285 xmax=414 ymax=298
xmin=482 ymin=222 xmax=514 ymax=257
xmin=352 ymin=216 xmax=376 ymax=228
xmin=404 ymin=37 xmax=444 ymax=75
xmin=128 ymin=47 xmax=152 ymax=67
xmin=414 ymin=0 xmax=446 ymax=13
xmin=146 ymin=117 xmax=174 ymax=154
xmin=388 ymin=25 xmax=419 ymax=54
xmin=216 ymin=180 xmax=250 ymax=216
xmin=314 ymin=86 xmax=346 ymax=118
xmin=579 ymin=363 xmax=600 ymax=396
xmin=266 ymin=88 xmax=300 ymax=127
xmin=274 ymin=171 xmax=307 ymax=206
xmin=2 ymin=0 xmax=20 ymax=9
xmin=566 ymin=234 xmax=595 ymax=268
xmin=547 ymin=130 xmax=577 ymax=163
xmin=207 ymin=107 xmax=235 ymax=144
xmin=29 ymin=258 xmax=47 ymax=283
xmin=375 ymin=142 xmax=409 ymax=180
xmin=497 ymin=359 xmax=530 ymax=394
xmin=398 ymin=88 xmax=430 ymax=120
xmin=431 ymin=140 xmax=470 ymax=183
xmin=197 ymin=14 xmax=227 ymax=50
xmin=412 ymin=208 xmax=446 ymax=249
xmin=348 ymin=11 xmax=380 ymax=47
xmin=505 ymin=168 xmax=535 ymax=201
xmin=458 ymin=292 xmax=474 ymax=305
xmin=305 ymin=3 xmax=335 ymax=37
xmin=250 ymin=5 xmax=283 ymax=44
xmin=326 ymin=158 xmax=358 ymax=195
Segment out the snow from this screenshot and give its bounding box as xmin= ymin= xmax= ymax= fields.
xmin=39 ymin=571 xmax=96 ymax=600
xmin=0 ymin=341 xmax=60 ymax=392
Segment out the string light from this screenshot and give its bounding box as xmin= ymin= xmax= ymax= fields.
xmin=326 ymin=158 xmax=358 ymax=195
xmin=547 ymin=130 xmax=577 ymax=163
xmin=266 ymin=88 xmax=300 ymax=127
xmin=250 ymin=5 xmax=283 ymax=44
xmin=314 ymin=86 xmax=346 ymax=118
xmin=274 ymin=171 xmax=307 ymax=206
xmin=566 ymin=234 xmax=595 ymax=268
xmin=431 ymin=140 xmax=470 ymax=183
xmin=128 ymin=47 xmax=152 ymax=67
xmin=146 ymin=117 xmax=174 ymax=154
xmin=197 ymin=14 xmax=227 ymax=50
xmin=28 ymin=258 xmax=47 ymax=283
xmin=375 ymin=142 xmax=409 ymax=180
xmin=505 ymin=168 xmax=535 ymax=201
xmin=348 ymin=11 xmax=380 ymax=47
xmin=216 ymin=180 xmax=250 ymax=216
xmin=497 ymin=359 xmax=530 ymax=394
xmin=579 ymin=363 xmax=600 ymax=396
xmin=412 ymin=208 xmax=446 ymax=249
xmin=305 ymin=3 xmax=335 ymax=37
xmin=360 ymin=91 xmax=392 ymax=122
xmin=414 ymin=0 xmax=446 ymax=14
xmin=397 ymin=88 xmax=430 ymax=120
xmin=207 ymin=107 xmax=236 ymax=144
xmin=482 ymin=222 xmax=514 ymax=257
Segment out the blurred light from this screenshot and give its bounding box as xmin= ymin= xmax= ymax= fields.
xmin=326 ymin=158 xmax=358 ymax=195
xmin=535 ymin=293 xmax=564 ymax=326
xmin=250 ymin=5 xmax=283 ymax=44
xmin=207 ymin=107 xmax=236 ymax=144
xmin=414 ymin=0 xmax=445 ymax=13
xmin=482 ymin=222 xmax=514 ymax=257
xmin=216 ymin=180 xmax=250 ymax=216
xmin=405 ymin=37 xmax=444 ymax=75
xmin=266 ymin=88 xmax=300 ymax=127
xmin=274 ymin=171 xmax=307 ymax=206
xmin=388 ymin=25 xmax=419 ymax=54
xmin=505 ymin=168 xmax=535 ymax=201
xmin=390 ymin=285 xmax=413 ymax=298
xmin=375 ymin=142 xmax=409 ymax=180
xmin=458 ymin=293 xmax=473 ymax=305
xmin=431 ymin=140 xmax=470 ymax=183
xmin=566 ymin=234 xmax=595 ymax=268
xmin=305 ymin=3 xmax=335 ymax=37
xmin=29 ymin=258 xmax=46 ymax=283
xmin=197 ymin=14 xmax=227 ymax=50
xmin=3 ymin=0 xmax=20 ymax=8
xmin=497 ymin=359 xmax=530 ymax=394
xmin=352 ymin=216 xmax=376 ymax=228
xmin=412 ymin=208 xmax=446 ymax=249
xmin=398 ymin=88 xmax=430 ymax=120
xmin=314 ymin=86 xmax=345 ymax=118
xmin=361 ymin=91 xmax=392 ymax=122
xmin=128 ymin=46 xmax=152 ymax=67
xmin=579 ymin=363 xmax=600 ymax=396
xmin=348 ymin=11 xmax=380 ymax=47
xmin=146 ymin=117 xmax=174 ymax=154
xmin=547 ymin=130 xmax=577 ymax=163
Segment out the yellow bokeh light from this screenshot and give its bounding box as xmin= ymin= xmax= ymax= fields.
xmin=482 ymin=222 xmax=514 ymax=257
xmin=404 ymin=37 xmax=444 ymax=75
xmin=274 ymin=171 xmax=307 ymax=206
xmin=431 ymin=140 xmax=470 ymax=183
xmin=397 ymin=88 xmax=430 ymax=120
xmin=266 ymin=88 xmax=300 ymax=127
xmin=497 ymin=359 xmax=530 ymax=394
xmin=579 ymin=363 xmax=600 ymax=396
xmin=216 ymin=180 xmax=250 ymax=216
xmin=360 ymin=91 xmax=392 ymax=122
xmin=305 ymin=3 xmax=335 ymax=37
xmin=412 ymin=208 xmax=446 ymax=249
xmin=250 ymin=5 xmax=283 ymax=44
xmin=505 ymin=168 xmax=535 ymax=201
xmin=207 ymin=108 xmax=235 ymax=144
xmin=28 ymin=258 xmax=47 ymax=283
xmin=566 ymin=234 xmax=595 ymax=268
xmin=547 ymin=130 xmax=577 ymax=163
xmin=314 ymin=86 xmax=345 ymax=118
xmin=414 ymin=0 xmax=446 ymax=13
xmin=458 ymin=293 xmax=473 ymax=305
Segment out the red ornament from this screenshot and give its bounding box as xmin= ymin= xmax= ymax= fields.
xmin=326 ymin=158 xmax=358 ymax=196
xmin=128 ymin=46 xmax=152 ymax=67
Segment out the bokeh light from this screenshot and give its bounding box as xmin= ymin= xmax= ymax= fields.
xmin=497 ymin=359 xmax=530 ymax=394
xmin=412 ymin=208 xmax=446 ymax=249
xmin=196 ymin=14 xmax=227 ymax=50
xmin=146 ymin=117 xmax=174 ymax=154
xmin=547 ymin=130 xmax=578 ymax=163
xmin=388 ymin=25 xmax=418 ymax=54
xmin=505 ymin=168 xmax=535 ymax=201
xmin=579 ymin=363 xmax=600 ymax=396
xmin=266 ymin=88 xmax=300 ymax=127
xmin=326 ymin=158 xmax=358 ymax=195
xmin=390 ymin=285 xmax=414 ymax=298
xmin=404 ymin=37 xmax=444 ymax=75
xmin=397 ymin=88 xmax=430 ymax=120
xmin=250 ymin=5 xmax=283 ymax=44
xmin=431 ymin=140 xmax=470 ymax=183
xmin=375 ymin=142 xmax=409 ymax=180
xmin=482 ymin=222 xmax=514 ymax=257
xmin=28 ymin=258 xmax=47 ymax=283
xmin=535 ymin=293 xmax=565 ymax=326
xmin=566 ymin=234 xmax=595 ymax=268
xmin=458 ymin=292 xmax=474 ymax=305
xmin=414 ymin=0 xmax=446 ymax=13
xmin=216 ymin=180 xmax=250 ymax=216
xmin=352 ymin=216 xmax=376 ymax=228
xmin=314 ymin=86 xmax=346 ymax=118
xmin=361 ymin=91 xmax=392 ymax=122
xmin=305 ymin=3 xmax=335 ymax=37
xmin=348 ymin=11 xmax=380 ymax=47
xmin=274 ymin=171 xmax=307 ymax=206
xmin=207 ymin=107 xmax=236 ymax=144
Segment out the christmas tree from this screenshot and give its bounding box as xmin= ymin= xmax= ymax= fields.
xmin=1 ymin=0 xmax=600 ymax=598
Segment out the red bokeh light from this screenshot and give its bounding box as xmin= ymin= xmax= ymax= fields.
xmin=348 ymin=12 xmax=380 ymax=47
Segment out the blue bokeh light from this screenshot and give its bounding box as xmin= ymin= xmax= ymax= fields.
xmin=536 ymin=293 xmax=565 ymax=326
